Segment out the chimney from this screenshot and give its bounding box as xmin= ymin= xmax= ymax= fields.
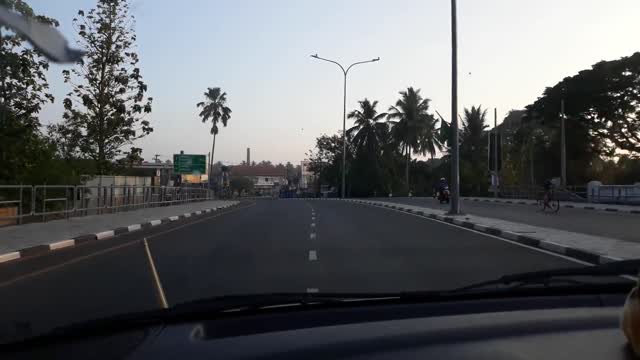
xmin=247 ymin=148 xmax=250 ymax=165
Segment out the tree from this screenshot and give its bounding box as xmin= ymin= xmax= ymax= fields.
xmin=0 ymin=0 xmax=59 ymax=183
xmin=52 ymin=0 xmax=153 ymax=175
xmin=459 ymin=106 xmax=489 ymax=195
xmin=387 ymin=87 xmax=441 ymax=193
xmin=346 ymin=98 xmax=389 ymax=195
xmin=346 ymin=98 xmax=388 ymax=154
xmin=230 ymin=176 xmax=254 ymax=196
xmin=527 ymin=52 xmax=640 ymax=156
xmin=197 ymin=87 xmax=231 ymax=187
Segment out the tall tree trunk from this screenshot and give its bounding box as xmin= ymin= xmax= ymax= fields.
xmin=209 ymin=133 xmax=217 ymax=189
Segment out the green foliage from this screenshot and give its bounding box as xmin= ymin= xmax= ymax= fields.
xmin=51 ymin=0 xmax=153 ymax=175
xmin=197 ymin=87 xmax=231 ymax=136
xmin=387 ymin=87 xmax=442 ymax=192
xmin=230 ymin=176 xmax=254 ymax=195
xmin=459 ymin=106 xmax=489 ymax=195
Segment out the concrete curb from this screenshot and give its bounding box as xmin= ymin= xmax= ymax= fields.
xmin=0 ymin=203 xmax=237 ymax=265
xmin=348 ymin=199 xmax=622 ymax=266
xmin=462 ymin=196 xmax=640 ymax=215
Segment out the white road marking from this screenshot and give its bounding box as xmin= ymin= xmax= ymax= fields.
xmin=0 ymin=252 xmax=20 ymax=264
xmin=311 ymin=223 xmax=316 ymax=227
xmin=306 ymin=288 xmax=319 ymax=293
xmin=372 ymin=204 xmax=595 ymax=267
xmin=96 ymin=230 xmax=115 ymax=240
xmin=310 ymin=233 xmax=317 ymax=240
xmin=49 ymin=239 xmax=75 ymax=250
xmin=308 ymin=250 xmax=318 ymax=261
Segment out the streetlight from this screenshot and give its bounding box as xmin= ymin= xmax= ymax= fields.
xmin=310 ymin=54 xmax=380 ymax=198
xmin=449 ymin=0 xmax=461 ymax=215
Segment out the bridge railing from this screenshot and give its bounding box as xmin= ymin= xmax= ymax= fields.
xmin=0 ymin=185 xmax=214 ymax=226
xmin=588 ymin=184 xmax=640 ymax=205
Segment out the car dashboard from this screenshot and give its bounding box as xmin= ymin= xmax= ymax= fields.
xmin=4 ymin=293 xmax=635 ymax=359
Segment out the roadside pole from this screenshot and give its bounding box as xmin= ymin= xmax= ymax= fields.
xmin=560 ymin=99 xmax=566 ymax=188
xmin=449 ymin=0 xmax=461 ymax=215
xmin=493 ymin=108 xmax=499 ymax=198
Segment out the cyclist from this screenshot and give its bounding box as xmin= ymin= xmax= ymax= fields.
xmin=542 ymin=179 xmax=554 ymax=210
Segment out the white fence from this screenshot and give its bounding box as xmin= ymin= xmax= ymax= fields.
xmin=0 ymin=184 xmax=214 ymax=224
xmin=587 ymin=181 xmax=640 ymax=204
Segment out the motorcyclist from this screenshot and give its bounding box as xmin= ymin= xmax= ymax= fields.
xmin=437 ymin=177 xmax=448 ymax=194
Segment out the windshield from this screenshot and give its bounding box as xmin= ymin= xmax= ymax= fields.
xmin=0 ymin=0 xmax=639 ymax=345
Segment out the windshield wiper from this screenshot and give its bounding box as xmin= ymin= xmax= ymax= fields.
xmin=449 ymin=259 xmax=639 ymax=293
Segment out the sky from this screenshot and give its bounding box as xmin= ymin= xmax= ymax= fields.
xmin=29 ymin=0 xmax=640 ymax=165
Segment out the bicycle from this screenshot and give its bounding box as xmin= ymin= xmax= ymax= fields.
xmin=538 ymin=189 xmax=560 ymax=213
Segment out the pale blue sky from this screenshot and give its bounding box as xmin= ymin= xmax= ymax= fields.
xmin=30 ymin=0 xmax=640 ymax=165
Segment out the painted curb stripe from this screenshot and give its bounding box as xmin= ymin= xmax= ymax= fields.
xmin=128 ymin=224 xmax=142 ymax=232
xmin=49 ymin=239 xmax=75 ymax=250
xmin=0 ymin=252 xmax=21 ymax=263
xmin=96 ymin=230 xmax=115 ymax=240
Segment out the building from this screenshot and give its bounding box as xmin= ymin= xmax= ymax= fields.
xmin=230 ymin=164 xmax=287 ymax=196
xmin=300 ymin=160 xmax=315 ymax=190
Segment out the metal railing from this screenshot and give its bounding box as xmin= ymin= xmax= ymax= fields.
xmin=589 ymin=185 xmax=640 ymax=205
xmin=0 ymin=185 xmax=214 ymax=225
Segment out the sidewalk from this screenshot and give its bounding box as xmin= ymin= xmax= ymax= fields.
xmin=342 ymin=198 xmax=640 ymax=264
xmin=462 ymin=196 xmax=640 ymax=214
xmin=0 ymin=200 xmax=238 ymax=260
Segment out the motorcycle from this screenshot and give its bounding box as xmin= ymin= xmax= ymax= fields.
xmin=438 ymin=186 xmax=450 ymax=204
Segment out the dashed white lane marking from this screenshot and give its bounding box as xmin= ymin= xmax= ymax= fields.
xmin=308 ymin=250 xmax=318 ymax=261
xmin=306 ymin=288 xmax=319 ymax=293
xmin=310 ymin=233 xmax=317 ymax=240
xmin=311 ymin=223 xmax=316 ymax=227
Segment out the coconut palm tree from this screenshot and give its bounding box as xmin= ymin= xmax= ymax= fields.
xmin=387 ymin=87 xmax=441 ymax=192
xmin=346 ymin=98 xmax=388 ymax=154
xmin=197 ymin=87 xmax=231 ymax=187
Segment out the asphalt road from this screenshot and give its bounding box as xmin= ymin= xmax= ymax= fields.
xmin=375 ymin=197 xmax=640 ymax=243
xmin=0 ymin=199 xmax=614 ymax=343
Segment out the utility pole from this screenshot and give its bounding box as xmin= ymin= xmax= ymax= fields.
xmin=449 ymin=0 xmax=460 ymax=215
xmin=493 ymin=108 xmax=499 ymax=198
xmin=560 ymin=99 xmax=566 ymax=188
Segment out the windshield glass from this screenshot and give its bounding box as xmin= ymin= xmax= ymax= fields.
xmin=0 ymin=0 xmax=639 ymax=344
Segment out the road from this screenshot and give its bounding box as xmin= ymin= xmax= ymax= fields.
xmin=376 ymin=197 xmax=640 ymax=243
xmin=0 ymin=199 xmax=619 ymax=343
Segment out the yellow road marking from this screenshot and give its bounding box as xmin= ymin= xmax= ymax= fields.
xmin=143 ymin=238 xmax=169 ymax=309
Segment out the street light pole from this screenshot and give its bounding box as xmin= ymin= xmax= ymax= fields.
xmin=449 ymin=0 xmax=461 ymax=214
xmin=560 ymin=99 xmax=566 ymax=188
xmin=310 ymin=54 xmax=380 ymax=198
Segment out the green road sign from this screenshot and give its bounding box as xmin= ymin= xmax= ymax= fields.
xmin=173 ymin=154 xmax=206 ymax=174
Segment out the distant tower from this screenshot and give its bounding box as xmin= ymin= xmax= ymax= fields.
xmin=247 ymin=148 xmax=251 ymax=165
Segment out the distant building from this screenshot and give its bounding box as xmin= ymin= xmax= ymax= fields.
xmin=300 ymin=160 xmax=314 ymax=190
xmin=230 ymin=164 xmax=287 ymax=196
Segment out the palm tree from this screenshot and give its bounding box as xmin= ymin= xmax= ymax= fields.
xmin=346 ymin=98 xmax=388 ymax=154
xmin=460 ymin=105 xmax=488 ymax=160
xmin=197 ymin=87 xmax=231 ymax=188
xmin=387 ymin=87 xmax=441 ymax=192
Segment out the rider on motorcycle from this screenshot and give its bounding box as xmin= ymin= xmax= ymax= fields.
xmin=437 ymin=177 xmax=448 ymax=194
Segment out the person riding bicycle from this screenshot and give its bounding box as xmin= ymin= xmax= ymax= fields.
xmin=542 ymin=179 xmax=555 ymax=210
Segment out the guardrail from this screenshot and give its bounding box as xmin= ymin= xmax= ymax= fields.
xmin=589 ymin=185 xmax=640 ymax=205
xmin=0 ymin=185 xmax=214 ymax=225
